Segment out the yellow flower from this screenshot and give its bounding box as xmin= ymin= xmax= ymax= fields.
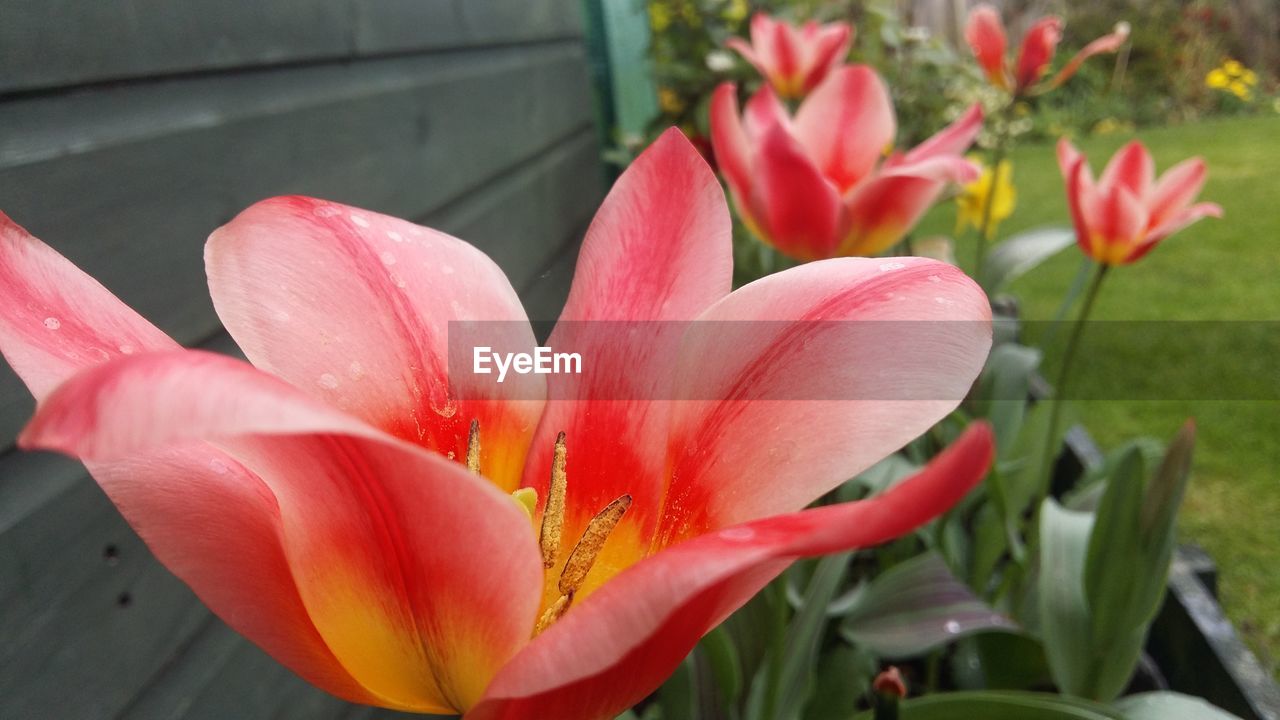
xmin=1223 ymin=59 xmax=1244 ymax=76
xmin=649 ymin=2 xmax=672 ymax=32
xmin=658 ymin=87 xmax=686 ymax=115
xmin=1228 ymin=81 xmax=1253 ymax=101
xmin=1206 ymin=69 xmax=1229 ymax=89
xmin=956 ymin=157 xmax=1016 ymax=239
xmin=1241 ymin=69 xmax=1258 ymax=86
xmin=723 ymin=0 xmax=748 ymax=23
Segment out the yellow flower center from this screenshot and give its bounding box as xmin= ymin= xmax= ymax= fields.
xmin=464 ymin=422 xmax=633 ymax=635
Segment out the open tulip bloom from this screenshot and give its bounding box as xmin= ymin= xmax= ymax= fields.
xmin=1058 ymin=139 xmax=1222 ymax=265
xmin=711 ymin=66 xmax=984 ymax=261
xmin=965 ymin=3 xmax=1130 ymax=96
xmin=725 ymin=12 xmax=852 ymax=100
xmin=0 ymin=130 xmax=995 ymax=718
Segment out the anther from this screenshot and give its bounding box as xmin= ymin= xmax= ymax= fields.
xmin=558 ymin=494 xmax=632 ymax=596
xmin=534 ymin=593 xmax=573 ymax=636
xmin=539 ymin=431 xmax=568 ymax=569
xmin=465 ymin=418 xmax=481 ymax=476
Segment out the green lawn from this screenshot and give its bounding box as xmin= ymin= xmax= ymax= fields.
xmin=916 ymin=114 xmax=1280 ymax=676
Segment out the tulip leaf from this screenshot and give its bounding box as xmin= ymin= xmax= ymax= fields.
xmin=852 ymin=690 xmax=1124 ymax=719
xmin=840 ymin=551 xmax=1017 ymax=658
xmin=701 ymin=625 xmax=744 ymax=713
xmin=976 ymin=342 xmax=1043 ymax=458
xmin=804 ymin=643 xmax=878 ymax=720
xmin=1080 ymin=423 xmax=1196 ymax=701
xmin=838 ymin=454 xmax=920 ymax=502
xmin=776 ymin=554 xmax=851 ymax=718
xmin=1037 ymin=499 xmax=1095 ymax=697
xmin=981 ymin=227 xmax=1076 ymax=293
xmin=1112 ymin=691 xmax=1243 ymax=719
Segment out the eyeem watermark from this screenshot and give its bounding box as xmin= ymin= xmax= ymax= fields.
xmin=473 ymin=346 xmax=582 ymax=383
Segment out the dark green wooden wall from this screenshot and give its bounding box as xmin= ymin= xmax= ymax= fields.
xmin=0 ymin=2 xmax=605 ymax=717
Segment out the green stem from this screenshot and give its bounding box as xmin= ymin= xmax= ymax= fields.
xmin=973 ymin=100 xmax=1017 ymax=279
xmin=1038 ymin=263 xmax=1110 ymax=497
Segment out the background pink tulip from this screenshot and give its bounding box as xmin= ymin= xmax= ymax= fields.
xmin=0 ymin=130 xmax=994 ymax=719
xmin=711 ymin=66 xmax=983 ymax=260
xmin=1057 ymin=138 xmax=1222 ymax=265
xmin=726 ymin=12 xmax=852 ymax=99
xmin=965 ymin=3 xmax=1129 ymax=95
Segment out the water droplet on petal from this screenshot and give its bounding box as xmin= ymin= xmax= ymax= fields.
xmin=272 ymin=309 xmax=291 ymax=322
xmin=87 ymin=347 xmax=111 ymax=362
xmin=928 ymin=274 xmax=942 ymax=284
xmin=349 ymin=214 xmax=371 ymax=228
xmin=313 ymin=205 xmax=342 ymax=218
xmin=209 ymin=459 xmax=230 ymax=475
xmin=118 ymin=344 xmax=137 ymax=355
xmin=387 ymin=230 xmax=403 ymax=243
xmin=934 ymin=296 xmax=954 ymax=305
xmin=390 ymin=272 xmax=407 ymax=289
xmin=43 ymin=317 xmax=61 ymax=330
xmin=318 ymin=373 xmax=340 ymax=390
xmin=379 ymin=251 xmax=396 ymax=266
xmin=347 ymin=361 xmax=365 ymax=380
xmin=944 ymin=620 xmax=961 ymax=634
xmin=879 ymin=262 xmax=906 ymax=272
xmin=720 ymin=527 xmax=756 ymax=542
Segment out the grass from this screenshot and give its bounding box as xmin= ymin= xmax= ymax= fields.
xmin=914 ymin=114 xmax=1280 ymax=676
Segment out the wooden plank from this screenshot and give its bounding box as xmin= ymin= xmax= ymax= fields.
xmin=425 ymin=129 xmax=603 ymax=291
xmin=0 ymin=0 xmax=584 ymax=94
xmin=0 ymin=43 xmax=595 ymax=449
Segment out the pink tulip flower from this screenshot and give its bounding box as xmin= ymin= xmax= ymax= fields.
xmin=0 ymin=130 xmax=994 ymax=719
xmin=1057 ymin=139 xmax=1222 ymax=265
xmin=965 ymin=3 xmax=1130 ymax=95
xmin=711 ymin=66 xmax=984 ymax=261
xmin=726 ymin=13 xmax=853 ymax=99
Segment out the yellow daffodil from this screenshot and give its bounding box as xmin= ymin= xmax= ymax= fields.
xmin=956 ymin=156 xmax=1015 ymax=239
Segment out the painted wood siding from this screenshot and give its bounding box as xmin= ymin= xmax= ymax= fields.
xmin=0 ymin=2 xmax=605 ymax=717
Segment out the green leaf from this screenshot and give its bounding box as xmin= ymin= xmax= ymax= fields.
xmin=804 ymin=643 xmax=878 ymax=720
xmin=852 ymin=690 xmax=1124 ymax=719
xmin=1038 ymin=499 xmax=1095 ymax=697
xmin=839 ymin=454 xmax=920 ymax=502
xmin=657 ymin=654 xmax=697 ymax=720
xmin=776 ymin=554 xmax=851 ymax=718
xmin=701 ymin=625 xmax=744 ymax=714
xmin=1078 ymin=423 xmax=1196 ymax=701
xmin=976 ymin=343 xmax=1043 ymax=459
xmin=840 ymin=552 xmax=1017 ymax=658
xmin=981 ymin=227 xmax=1076 ymax=293
xmin=1112 ymin=691 xmax=1243 ymax=719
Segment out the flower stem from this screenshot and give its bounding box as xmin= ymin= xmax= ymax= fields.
xmin=974 ymin=100 xmax=1017 ymax=280
xmin=1038 ymin=262 xmax=1109 ymax=496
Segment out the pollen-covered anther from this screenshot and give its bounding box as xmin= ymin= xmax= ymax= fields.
xmin=539 ymin=431 xmax=568 ymax=568
xmin=558 ymin=494 xmax=632 ymax=596
xmin=534 ymin=592 xmax=573 ymax=636
xmin=465 ymin=418 xmax=481 ymax=476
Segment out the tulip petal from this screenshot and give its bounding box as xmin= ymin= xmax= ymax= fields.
xmin=743 ymin=84 xmax=792 ymax=139
xmin=895 ymin=104 xmax=984 ymax=167
xmin=1084 ymin=183 xmax=1147 ymax=265
xmin=710 ymin=83 xmax=754 ymax=205
xmin=467 ymin=424 xmax=994 ymax=720
xmin=0 ymin=212 xmax=177 ymax=399
xmin=1058 ymin=139 xmax=1097 ymax=257
xmin=839 ymin=169 xmax=956 ymax=257
xmin=1014 ymin=16 xmax=1063 ymax=92
xmin=1137 ymin=202 xmax=1223 ymax=257
xmin=22 ymin=350 xmax=544 ymax=713
xmin=800 ymin=23 xmax=854 ymax=94
xmin=1048 ymin=24 xmax=1130 ymax=89
xmin=752 ymin=123 xmax=844 ymax=260
xmin=965 ymin=4 xmax=1009 ymax=89
xmin=656 ymin=257 xmax=990 ymax=538
xmin=794 ymin=65 xmax=896 ymax=193
xmin=206 ymin=196 xmax=543 ymax=492
xmin=1148 ymin=157 xmax=1208 ymax=228
xmin=524 ymin=129 xmax=733 ymax=595
xmin=1099 ymin=141 xmax=1154 ymax=200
